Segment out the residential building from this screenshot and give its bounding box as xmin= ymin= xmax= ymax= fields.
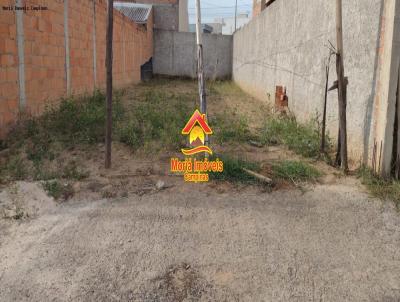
xmin=118 ymin=0 xmax=188 ymax=31
xmin=215 ymin=13 xmax=251 ymax=35
xmin=188 ymin=23 xmax=223 ymax=34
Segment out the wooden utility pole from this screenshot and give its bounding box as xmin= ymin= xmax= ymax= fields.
xmin=335 ymin=0 xmax=348 ymax=172
xmin=234 ymin=0 xmax=238 ymax=32
xmin=105 ymin=0 xmax=114 ymax=169
xmin=195 ymin=0 xmax=209 ymax=153
xmin=195 ymin=0 xmax=207 ymax=116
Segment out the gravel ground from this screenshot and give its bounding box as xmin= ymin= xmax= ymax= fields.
xmin=0 ymin=178 xmax=399 ymax=302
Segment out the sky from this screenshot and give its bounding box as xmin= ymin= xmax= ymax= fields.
xmin=187 ymin=0 xmax=253 ymax=23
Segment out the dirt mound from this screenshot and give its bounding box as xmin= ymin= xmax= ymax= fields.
xmin=0 ymin=181 xmax=56 ymax=220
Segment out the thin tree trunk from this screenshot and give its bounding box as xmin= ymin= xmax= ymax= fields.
xmin=321 ymin=65 xmax=329 ymax=153
xmin=335 ymin=0 xmax=348 ymax=172
xmin=335 ymin=128 xmax=341 ymax=167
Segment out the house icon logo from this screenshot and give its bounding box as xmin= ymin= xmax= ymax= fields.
xmin=170 ymin=109 xmax=223 ymax=182
xmin=181 ymin=109 xmax=213 ymax=156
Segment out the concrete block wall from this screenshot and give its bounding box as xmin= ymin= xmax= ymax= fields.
xmin=370 ymin=0 xmax=400 ymax=176
xmin=153 ymin=5 xmax=179 ymax=31
xmin=0 ymin=0 xmax=153 ymax=137
xmin=233 ymin=0 xmax=385 ymax=163
xmin=153 ymin=29 xmax=232 ymax=79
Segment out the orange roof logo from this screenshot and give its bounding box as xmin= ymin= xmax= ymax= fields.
xmin=181 ymin=110 xmax=213 ymax=156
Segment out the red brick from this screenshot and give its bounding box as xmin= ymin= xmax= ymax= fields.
xmin=0 ymin=12 xmax=15 ymax=25
xmin=2 ymin=109 xmax=17 ymax=125
xmin=25 ymin=67 xmax=32 ymax=81
xmin=4 ymin=39 xmax=17 ymax=54
xmin=0 ymin=54 xmax=15 ymax=66
xmin=8 ymin=24 xmax=16 ymax=35
xmin=6 ymin=68 xmax=18 ymax=82
xmin=6 ymin=98 xmax=18 ymax=111
xmin=1 ymin=83 xmax=17 ymax=99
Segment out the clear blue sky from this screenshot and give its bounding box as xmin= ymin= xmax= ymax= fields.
xmin=187 ymin=0 xmax=253 ymax=23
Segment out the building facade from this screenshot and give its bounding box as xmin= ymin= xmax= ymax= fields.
xmin=119 ymin=0 xmax=188 ymax=31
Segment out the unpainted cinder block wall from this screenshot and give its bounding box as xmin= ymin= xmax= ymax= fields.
xmin=153 ymin=29 xmax=233 ymax=79
xmin=0 ymin=0 xmax=153 ymax=137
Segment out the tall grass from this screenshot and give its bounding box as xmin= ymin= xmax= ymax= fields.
xmin=209 ymin=155 xmax=261 ymax=183
xmin=358 ymin=167 xmax=400 ymax=206
xmin=260 ymin=116 xmax=330 ymax=158
xmin=272 ymin=160 xmax=321 ymax=183
xmin=116 ymin=90 xmax=191 ymax=151
xmin=1 ymin=90 xmax=123 ymax=182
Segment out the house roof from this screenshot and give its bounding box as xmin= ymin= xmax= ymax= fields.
xmin=114 ymin=2 xmax=152 ymax=24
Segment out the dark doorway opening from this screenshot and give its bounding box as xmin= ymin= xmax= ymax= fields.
xmin=141 ymin=57 xmax=153 ymax=82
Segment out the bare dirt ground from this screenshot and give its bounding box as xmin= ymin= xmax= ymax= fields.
xmin=0 ymin=80 xmax=400 ymax=301
xmin=0 ymin=174 xmax=400 ymax=301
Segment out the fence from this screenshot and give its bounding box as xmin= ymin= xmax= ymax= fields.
xmin=232 ymin=0 xmax=387 ymax=163
xmin=0 ymin=0 xmax=153 ymax=136
xmin=153 ymin=29 xmax=232 ymax=80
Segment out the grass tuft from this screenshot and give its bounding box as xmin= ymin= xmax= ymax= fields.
xmin=62 ymin=160 xmax=89 ymax=181
xmin=358 ymin=167 xmax=400 ymax=206
xmin=116 ymin=90 xmax=191 ymax=151
xmin=0 ymin=91 xmax=126 ymax=182
xmin=260 ymin=116 xmax=330 ymax=158
xmin=2 ymin=154 xmax=28 ymax=181
xmin=209 ymin=155 xmax=261 ymax=183
xmin=272 ymin=160 xmax=321 ymax=183
xmin=42 ymin=180 xmax=74 ymax=200
xmin=211 ymin=113 xmax=252 ymax=144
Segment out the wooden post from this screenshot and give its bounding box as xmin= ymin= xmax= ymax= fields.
xmin=105 ymin=0 xmax=114 ymax=169
xmin=395 ymin=67 xmax=400 ymax=179
xmin=195 ymin=0 xmax=206 ymax=115
xmin=195 ymin=0 xmax=209 ymax=154
xmin=234 ymin=0 xmax=238 ymax=32
xmin=335 ymin=0 xmax=348 ymax=172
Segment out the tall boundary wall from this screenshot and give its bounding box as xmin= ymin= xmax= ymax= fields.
xmin=233 ymin=0 xmax=400 ymax=166
xmin=0 ymin=0 xmax=153 ymax=137
xmin=153 ymin=29 xmax=232 ymax=79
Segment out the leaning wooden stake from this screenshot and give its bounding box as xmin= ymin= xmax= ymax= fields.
xmin=105 ymin=0 xmax=114 ymax=169
xmin=242 ymin=168 xmax=273 ymax=184
xmin=335 ymin=0 xmax=348 ymax=172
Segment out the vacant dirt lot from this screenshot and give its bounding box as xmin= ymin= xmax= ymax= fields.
xmin=0 ymin=175 xmax=400 ymax=301
xmin=1 ymin=79 xmax=400 ymax=301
